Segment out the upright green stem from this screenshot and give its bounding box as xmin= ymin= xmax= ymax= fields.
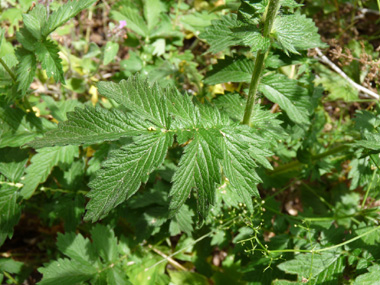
xmin=0 ymin=57 xmax=16 ymax=82
xmin=242 ymin=0 xmax=281 ymax=125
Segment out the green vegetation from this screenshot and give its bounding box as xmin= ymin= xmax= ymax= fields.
xmin=0 ymin=0 xmax=379 ymax=283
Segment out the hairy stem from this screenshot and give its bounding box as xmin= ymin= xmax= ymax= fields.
xmin=0 ymin=57 xmax=16 ymax=82
xmin=242 ymin=0 xmax=281 ymax=125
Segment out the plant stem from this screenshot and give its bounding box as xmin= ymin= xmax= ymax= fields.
xmin=0 ymin=57 xmax=17 ymax=82
xmin=242 ymin=0 xmax=281 ymax=125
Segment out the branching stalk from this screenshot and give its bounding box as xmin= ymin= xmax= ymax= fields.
xmin=242 ymin=0 xmax=281 ymax=125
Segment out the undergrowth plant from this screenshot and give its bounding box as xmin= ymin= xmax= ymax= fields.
xmin=0 ymin=0 xmax=379 ymax=284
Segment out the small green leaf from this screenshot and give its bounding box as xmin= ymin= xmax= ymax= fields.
xmin=38 ymin=258 xmax=97 ymax=285
xmin=21 ymin=145 xmax=79 ymax=198
xmin=277 ymin=250 xmax=341 ymax=280
xmin=200 ymin=14 xmax=243 ymax=53
xmin=42 ymin=0 xmax=97 ymax=37
xmin=273 ymin=14 xmax=326 ymax=55
xmin=103 ymin=42 xmax=119 ymax=65
xmin=0 ymin=184 xmax=21 ymax=246
xmin=354 ymin=264 xmax=380 ymax=285
xmin=35 ymin=40 xmax=65 ymax=83
xmin=16 ymin=27 xmax=37 ymax=51
xmin=16 ymin=47 xmax=37 ymax=94
xmin=205 ymin=56 xmax=254 ymax=85
xmin=22 ymin=4 xmax=47 ymax=40
xmin=259 ymin=74 xmax=310 ymax=125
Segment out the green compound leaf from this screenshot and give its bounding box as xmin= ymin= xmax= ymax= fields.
xmin=35 ymin=40 xmax=65 ymax=83
xmin=0 ymin=184 xmax=21 ymax=247
xmin=273 ymin=13 xmax=326 ymax=55
xmin=22 ymin=4 xmax=47 ymax=40
xmin=28 ymin=106 xmax=146 ymax=148
xmin=21 ymin=145 xmax=79 ymax=199
xmin=85 ymin=132 xmax=173 ymax=222
xmin=15 ymin=47 xmax=37 ymax=94
xmin=42 ymin=0 xmax=97 ymax=37
xmin=259 ymin=73 xmax=311 ymax=125
xmin=30 ymin=75 xmax=278 ymax=222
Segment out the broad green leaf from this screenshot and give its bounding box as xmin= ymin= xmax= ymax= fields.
xmin=238 ymin=0 xmax=267 ymax=25
xmin=22 ymin=4 xmax=47 ymax=40
xmin=0 ymin=105 xmax=54 ymax=148
xmin=41 ymin=95 xmax=82 ymax=122
xmin=57 ymin=232 xmax=94 ymax=265
xmin=28 ymin=106 xmax=145 ymax=148
xmin=39 ymin=226 xmax=128 ymax=285
xmin=169 ymin=205 xmax=194 ymax=236
xmin=97 ymin=76 xmax=171 ymax=130
xmin=143 ymin=0 xmax=164 ymax=31
xmin=103 ymin=42 xmax=119 ymax=65
xmin=85 ymin=132 xmax=173 ymax=222
xmin=111 ymin=2 xmax=148 ymax=37
xmin=354 ymin=265 xmax=380 ymax=285
xmin=314 ymin=63 xmax=358 ymax=101
xmin=200 ymin=14 xmax=243 ymax=53
xmin=91 ymin=224 xmax=119 ymax=263
xmin=0 ymin=148 xmax=29 ymax=182
xmin=21 ymin=145 xmax=79 ymax=198
xmin=168 ymin=270 xmax=208 ymax=285
xmin=277 ymin=250 xmax=341 ymax=280
xmin=0 ymin=184 xmax=21 ymax=246
xmin=273 ymin=14 xmax=326 ymax=55
xmin=38 ymin=258 xmax=97 ymax=285
xmin=259 ymin=74 xmax=310 ymax=125
xmin=0 ymin=258 xmax=24 ymax=274
xmin=205 ymin=56 xmax=254 ymax=85
xmin=16 ymin=27 xmax=37 ymax=51
xmin=35 ymin=40 xmax=65 ymax=83
xmin=42 ymin=0 xmax=97 ymax=37
xmin=169 ymin=131 xmax=222 ymax=219
xmin=221 ymin=126 xmax=263 ymax=209
xmin=353 ymin=132 xmax=380 ymax=151
xmin=15 ymin=47 xmax=37 ymax=94
xmin=312 ymin=256 xmax=345 ymax=284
